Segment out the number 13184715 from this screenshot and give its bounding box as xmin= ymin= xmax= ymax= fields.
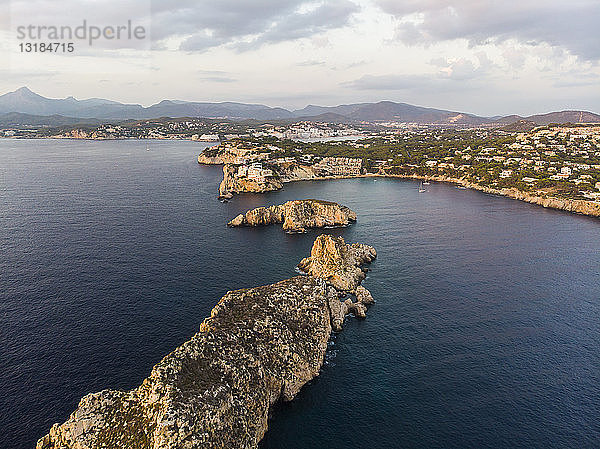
xmin=19 ymin=42 xmax=74 ymax=52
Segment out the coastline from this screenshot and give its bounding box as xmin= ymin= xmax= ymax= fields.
xmin=198 ymin=154 xmax=600 ymax=218
xmin=203 ymin=162 xmax=600 ymax=218
xmin=370 ymin=173 xmax=600 ymax=218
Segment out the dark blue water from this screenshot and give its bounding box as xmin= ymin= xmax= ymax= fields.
xmin=1 ymin=139 xmax=599 ymax=449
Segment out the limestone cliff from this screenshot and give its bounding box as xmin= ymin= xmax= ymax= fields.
xmin=197 ymin=146 xmax=249 ymax=165
xmin=219 ymin=165 xmax=283 ymax=199
xmin=228 ymin=199 xmax=357 ymax=233
xmin=37 ymin=235 xmax=376 ymax=449
xmin=298 ymin=234 xmax=377 ymax=292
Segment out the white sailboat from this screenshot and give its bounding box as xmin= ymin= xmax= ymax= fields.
xmin=418 ymin=181 xmax=426 ymax=193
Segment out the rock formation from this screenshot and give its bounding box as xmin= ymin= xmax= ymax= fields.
xmin=228 ymin=199 xmax=357 ymax=233
xmin=218 ymin=165 xmax=283 ymax=199
xmin=37 ymin=235 xmax=376 ymax=449
xmin=197 ymin=146 xmax=250 ymax=165
xmin=297 ymin=234 xmax=377 ymax=291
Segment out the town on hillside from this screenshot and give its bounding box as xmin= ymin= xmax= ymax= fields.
xmin=197 ymin=124 xmax=600 ymax=202
xmin=3 ymin=117 xmax=599 ymax=202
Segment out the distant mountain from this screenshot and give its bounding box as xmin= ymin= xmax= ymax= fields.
xmin=0 ymin=87 xmax=293 ymax=121
xmin=524 ymin=110 xmax=600 ymax=125
xmin=0 ymin=112 xmax=106 ymax=127
xmin=0 ymin=87 xmax=598 ymax=126
xmin=0 ymin=87 xmax=123 ymax=117
xmin=293 ymin=101 xmax=487 ymax=124
xmin=493 ymin=111 xmax=600 ymax=126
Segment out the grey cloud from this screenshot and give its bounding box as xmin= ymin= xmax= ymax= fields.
xmin=297 ymin=60 xmax=327 ymax=66
xmin=343 ymin=74 xmax=435 ymax=90
xmin=196 ymin=70 xmax=237 ymax=83
xmin=553 ymin=72 xmax=600 ymax=88
xmin=344 ymin=57 xmax=490 ymax=91
xmin=375 ymin=0 xmax=600 ymax=61
xmin=198 ymin=76 xmax=236 ymax=83
xmin=152 ymin=0 xmax=359 ymax=52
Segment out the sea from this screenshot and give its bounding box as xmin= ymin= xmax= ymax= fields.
xmin=1 ymin=139 xmax=599 ymax=449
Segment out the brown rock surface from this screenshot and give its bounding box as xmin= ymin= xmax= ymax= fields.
xmin=218 ymin=165 xmax=283 ymax=199
xmin=228 ymin=199 xmax=357 ymax=233
xmin=297 ymin=234 xmax=377 ymax=291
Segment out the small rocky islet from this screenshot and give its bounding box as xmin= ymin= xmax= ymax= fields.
xmin=228 ymin=199 xmax=357 ymax=233
xmin=37 ymin=235 xmax=377 ymax=449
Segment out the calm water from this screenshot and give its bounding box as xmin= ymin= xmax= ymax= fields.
xmin=1 ymin=139 xmax=599 ymax=449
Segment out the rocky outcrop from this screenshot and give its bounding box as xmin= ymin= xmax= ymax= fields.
xmin=219 ymin=165 xmax=283 ymax=199
xmin=197 ymin=153 xmax=224 ymax=164
xmin=297 ymin=234 xmax=377 ymax=292
xmin=228 ymin=199 xmax=357 ymax=233
xmin=197 ymin=146 xmax=251 ymax=165
xmin=37 ymin=235 xmax=376 ymax=449
xmin=298 ymin=235 xmax=377 ymax=332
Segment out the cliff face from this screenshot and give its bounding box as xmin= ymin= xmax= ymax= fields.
xmin=197 ymin=153 xmax=224 ymax=164
xmin=197 ymin=146 xmax=249 ymax=165
xmin=219 ymin=165 xmax=283 ymax=199
xmin=498 ymin=187 xmax=600 ymax=217
xmin=298 ymin=234 xmax=377 ymax=292
xmin=37 ymin=235 xmax=376 ymax=449
xmin=228 ymin=199 xmax=357 ymax=233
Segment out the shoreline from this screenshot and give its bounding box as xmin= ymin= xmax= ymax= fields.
xmin=369 ymin=173 xmax=600 ymax=218
xmin=202 ymin=159 xmax=600 ymax=218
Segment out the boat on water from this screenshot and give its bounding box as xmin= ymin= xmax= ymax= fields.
xmin=423 ymin=181 xmax=430 ymax=185
xmin=418 ymin=181 xmax=427 ymax=193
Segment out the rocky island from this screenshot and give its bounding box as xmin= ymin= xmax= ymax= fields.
xmin=228 ymin=199 xmax=357 ymax=233
xmin=37 ymin=235 xmax=377 ymax=449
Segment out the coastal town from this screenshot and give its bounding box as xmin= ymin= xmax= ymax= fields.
xmin=0 ymin=117 xmax=367 ymax=141
xmin=196 ymin=124 xmax=600 ymax=207
xmin=3 ymin=114 xmax=599 ymax=208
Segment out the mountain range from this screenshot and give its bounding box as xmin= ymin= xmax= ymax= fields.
xmin=1 ymin=87 xmax=599 ymax=126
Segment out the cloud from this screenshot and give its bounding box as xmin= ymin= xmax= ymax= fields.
xmin=344 ymin=56 xmax=493 ymax=91
xmin=152 ymin=0 xmax=359 ymax=52
xmin=375 ymin=0 xmax=600 ymax=61
xmin=296 ymin=60 xmax=327 ymax=67
xmin=343 ymin=74 xmax=434 ymax=90
xmin=195 ymin=69 xmax=237 ymax=83
xmin=198 ymin=76 xmax=236 ymax=83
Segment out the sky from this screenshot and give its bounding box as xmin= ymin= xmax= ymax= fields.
xmin=1 ymin=0 xmax=599 ymax=116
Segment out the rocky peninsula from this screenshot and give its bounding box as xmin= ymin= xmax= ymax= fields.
xmin=37 ymin=235 xmax=377 ymax=449
xmin=218 ymin=164 xmax=283 ymax=199
xmin=228 ymin=199 xmax=357 ymax=233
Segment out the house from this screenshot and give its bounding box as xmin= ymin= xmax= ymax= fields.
xmin=314 ymin=157 xmax=362 ymax=176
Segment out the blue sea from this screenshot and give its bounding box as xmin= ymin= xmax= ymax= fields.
xmin=1 ymin=139 xmax=599 ymax=449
